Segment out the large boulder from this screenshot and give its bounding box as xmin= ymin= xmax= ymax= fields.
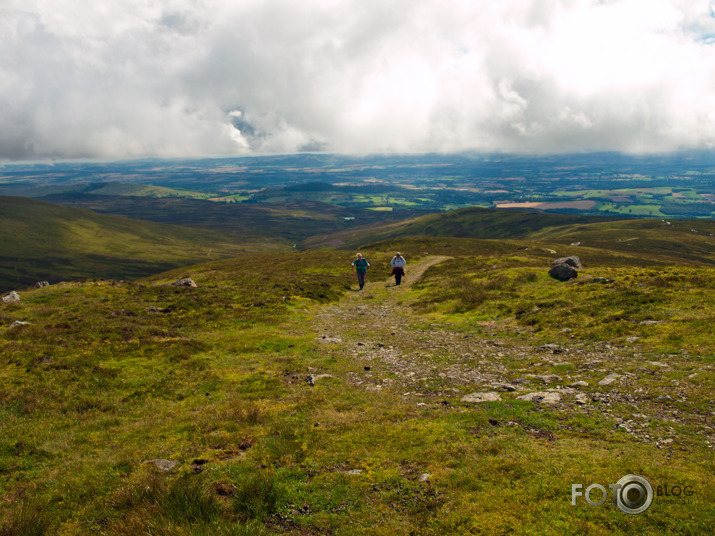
xmin=548 ymin=263 xmax=578 ymax=282
xmin=171 ymin=278 xmax=197 ymax=287
xmin=2 ymin=291 xmax=20 ymax=303
xmin=551 ymin=256 xmax=582 ymax=269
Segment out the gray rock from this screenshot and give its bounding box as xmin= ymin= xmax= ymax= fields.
xmin=575 ymin=393 xmax=589 ymax=405
xmin=343 ymin=469 xmax=362 ymax=475
xmin=548 ymin=263 xmax=578 ymax=282
xmin=551 ymin=256 xmax=582 ymax=269
xmin=569 ymin=381 xmax=589 ymax=388
xmin=306 ymin=374 xmax=333 ymax=386
xmin=598 ymin=374 xmax=621 ymax=386
xmin=35 ymin=281 xmax=50 ymax=288
xmin=418 ymin=473 xmax=431 ymax=482
xmin=143 ymin=459 xmax=179 ymax=472
xmin=529 ymin=374 xmax=562 ymax=384
xmin=317 ymin=336 xmax=342 ymax=343
xmin=2 ymin=291 xmax=20 ymax=303
xmin=461 ymin=392 xmax=502 ymax=403
xmin=494 ymin=384 xmax=517 ymax=392
xmin=171 ymin=278 xmax=197 ymax=287
xmin=516 ymin=392 xmax=562 ymax=404
xmin=9 ymin=321 xmax=30 ymax=328
xmin=538 ymin=343 xmax=561 ymax=351
xmin=582 ymin=360 xmax=603 ymax=368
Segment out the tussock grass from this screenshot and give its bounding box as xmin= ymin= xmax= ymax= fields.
xmin=0 ymin=501 xmax=53 ymax=536
xmin=232 ymin=472 xmax=285 ymax=521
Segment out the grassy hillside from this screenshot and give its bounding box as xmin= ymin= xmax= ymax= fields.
xmin=303 ymin=206 xmax=611 ymax=248
xmin=0 ymin=196 xmax=286 ymax=292
xmin=305 ymin=206 xmax=715 ymax=263
xmin=0 ymin=182 xmax=211 ymax=200
xmin=1 ymin=232 xmax=712 ymax=534
xmin=41 ymin=194 xmax=423 ymax=243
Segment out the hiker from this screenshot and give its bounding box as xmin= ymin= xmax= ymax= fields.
xmin=352 ymin=253 xmax=370 ymax=290
xmin=390 ymin=252 xmax=406 ymax=286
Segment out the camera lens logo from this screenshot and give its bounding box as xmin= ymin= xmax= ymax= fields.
xmin=614 ymin=475 xmax=654 ymax=515
xmin=571 ymin=474 xmax=654 ymax=515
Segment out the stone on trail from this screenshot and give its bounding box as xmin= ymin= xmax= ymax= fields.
xmin=569 ymin=381 xmax=589 ymax=388
xmin=516 ymin=391 xmax=562 ymax=404
xmin=317 ymin=335 xmax=342 ymax=343
xmin=461 ymin=392 xmax=502 ymax=403
xmin=530 ymin=374 xmax=562 ymax=384
xmin=598 ymin=374 xmax=621 ymax=386
xmin=538 ymin=343 xmax=561 ymax=351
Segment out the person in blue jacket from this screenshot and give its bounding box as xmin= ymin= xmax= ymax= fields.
xmin=352 ymin=253 xmax=370 ymax=290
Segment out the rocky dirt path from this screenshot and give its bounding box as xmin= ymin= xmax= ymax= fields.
xmin=303 ymin=255 xmax=713 ymax=449
xmin=311 ymin=255 xmax=581 ymax=399
xmin=310 ymin=256 xmax=618 ymax=398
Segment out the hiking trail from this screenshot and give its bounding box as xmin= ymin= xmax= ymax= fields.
xmin=300 ymin=255 xmax=707 ymax=450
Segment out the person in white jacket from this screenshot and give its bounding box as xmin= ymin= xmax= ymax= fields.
xmin=390 ymin=252 xmax=406 ymax=286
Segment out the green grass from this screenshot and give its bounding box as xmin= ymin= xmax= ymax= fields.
xmin=0 ymin=222 xmax=713 ymax=534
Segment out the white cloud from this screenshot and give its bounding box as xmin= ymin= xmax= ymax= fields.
xmin=1 ymin=0 xmax=714 ymax=159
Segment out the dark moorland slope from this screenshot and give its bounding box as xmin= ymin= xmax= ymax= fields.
xmin=0 ymin=196 xmax=286 ymax=292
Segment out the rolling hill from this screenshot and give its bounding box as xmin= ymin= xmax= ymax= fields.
xmin=0 ymin=196 xmax=286 ymax=292
xmin=40 ymin=193 xmax=424 ymax=243
xmin=305 ymin=206 xmax=715 ymax=264
xmin=303 ymin=206 xmax=611 ymax=248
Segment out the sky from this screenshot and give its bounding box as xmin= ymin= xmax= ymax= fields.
xmin=2 ymin=0 xmax=715 ymax=161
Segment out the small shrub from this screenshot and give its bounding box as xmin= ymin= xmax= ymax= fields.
xmin=109 ymin=470 xmax=165 ymax=511
xmin=516 ymin=271 xmax=539 ymax=283
xmin=0 ymin=501 xmax=52 ymax=536
xmin=160 ymin=475 xmax=221 ymax=525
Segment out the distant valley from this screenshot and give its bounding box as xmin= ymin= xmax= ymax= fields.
xmin=1 ymin=152 xmax=713 ymax=218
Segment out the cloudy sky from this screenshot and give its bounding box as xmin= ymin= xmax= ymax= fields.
xmin=2 ymin=0 xmax=715 ymax=160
